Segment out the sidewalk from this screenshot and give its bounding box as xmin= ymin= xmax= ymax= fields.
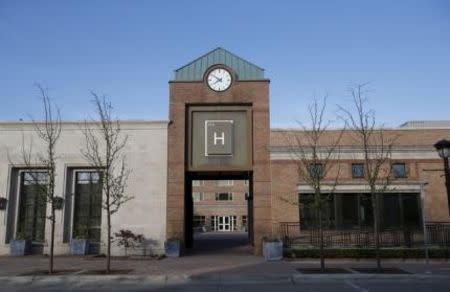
xmin=0 ymin=254 xmax=449 ymax=277
xmin=1 ymin=254 xmax=450 ymax=292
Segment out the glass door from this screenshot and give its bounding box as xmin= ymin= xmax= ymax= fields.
xmin=223 ymin=216 xmax=230 ymax=231
xmin=216 ymin=216 xmax=232 ymax=232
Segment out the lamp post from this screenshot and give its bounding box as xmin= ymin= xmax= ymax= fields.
xmin=434 ymin=139 xmax=450 ymax=215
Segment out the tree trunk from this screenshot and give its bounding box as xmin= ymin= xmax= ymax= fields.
xmin=49 ymin=206 xmax=55 ymax=274
xmin=319 ymin=209 xmax=325 ymax=272
xmin=107 ymin=208 xmax=111 ymax=273
xmin=372 ymin=192 xmax=382 ymax=271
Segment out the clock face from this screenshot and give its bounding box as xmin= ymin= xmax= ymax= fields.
xmin=207 ymin=68 xmax=232 ymax=91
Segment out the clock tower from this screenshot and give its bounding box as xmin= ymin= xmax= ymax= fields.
xmin=166 ymin=48 xmax=272 ymax=255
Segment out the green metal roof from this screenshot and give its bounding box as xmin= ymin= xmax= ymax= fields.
xmin=174 ymin=47 xmax=265 ymax=81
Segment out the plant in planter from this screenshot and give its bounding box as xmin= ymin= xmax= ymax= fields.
xmin=10 ymin=232 xmax=32 ymax=256
xmin=114 ymin=229 xmax=144 ymax=256
xmin=164 ymin=233 xmax=183 ymax=257
xmin=262 ymin=236 xmax=283 ymax=261
xmin=70 ymin=225 xmax=90 ymax=255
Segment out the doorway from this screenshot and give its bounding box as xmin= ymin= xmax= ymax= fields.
xmin=186 ymin=174 xmax=253 ymax=254
xmin=215 ymin=216 xmax=234 ymax=232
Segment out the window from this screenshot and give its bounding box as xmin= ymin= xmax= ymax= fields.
xmin=339 ymin=195 xmax=359 ymax=229
xmin=299 ymin=192 xmax=421 ymax=231
xmin=299 ymin=193 xmax=335 ymax=229
xmin=193 ymin=215 xmax=206 ymax=227
xmin=352 ymin=163 xmax=364 ymax=178
xmin=192 ymin=192 xmax=204 ymax=202
xmin=216 ymin=180 xmax=234 ymax=186
xmin=232 ymin=216 xmax=237 ymax=231
xmin=392 ymin=163 xmax=407 ymax=178
xmin=215 ymin=192 xmax=233 ymax=201
xmin=242 ymin=215 xmax=248 ymax=228
xmin=17 ymin=171 xmax=48 ymax=242
xmin=382 ymin=194 xmax=402 ymax=228
xmin=192 ymin=180 xmax=204 ymax=187
xmin=73 ymin=171 xmax=102 ymax=244
xmin=359 ymin=194 xmax=373 ymax=227
xmin=402 ymin=194 xmax=421 ymax=228
xmin=308 ymin=163 xmax=324 ymax=180
xmin=211 ymin=216 xmax=217 ymax=231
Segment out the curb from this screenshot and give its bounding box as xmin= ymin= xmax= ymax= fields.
xmin=0 ymin=273 xmax=449 ymax=286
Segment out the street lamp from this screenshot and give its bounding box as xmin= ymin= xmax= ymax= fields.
xmin=434 ymin=139 xmax=450 ymax=215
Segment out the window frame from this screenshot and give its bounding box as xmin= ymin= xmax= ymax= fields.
xmin=215 ymin=192 xmax=233 ymax=201
xmin=351 ymin=163 xmax=365 ymax=178
xmin=15 ymin=169 xmax=49 ymax=243
xmin=192 ymin=180 xmax=204 ymax=187
xmin=392 ymin=163 xmax=407 ymax=178
xmin=70 ymin=169 xmax=103 ymax=242
xmin=308 ymin=163 xmax=324 ymax=180
xmin=192 ymin=192 xmax=204 ymax=202
xmin=216 ymin=180 xmax=234 ymax=186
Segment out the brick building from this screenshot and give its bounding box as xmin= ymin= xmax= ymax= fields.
xmin=0 ymin=48 xmax=449 ymax=256
xmin=271 ymin=124 xmax=450 ymax=235
xmin=192 ymin=179 xmax=249 ymax=232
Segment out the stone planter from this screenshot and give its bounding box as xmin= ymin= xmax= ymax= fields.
xmin=70 ymin=239 xmax=90 ymax=255
xmin=164 ymin=239 xmax=181 ymax=257
xmin=263 ymin=240 xmax=283 ymax=261
xmin=10 ymin=240 xmax=32 ymax=256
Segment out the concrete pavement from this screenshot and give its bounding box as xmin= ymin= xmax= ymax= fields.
xmin=1 ymin=232 xmax=450 ymax=291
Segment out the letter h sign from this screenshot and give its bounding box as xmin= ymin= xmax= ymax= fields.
xmin=205 ymin=120 xmax=233 ymax=156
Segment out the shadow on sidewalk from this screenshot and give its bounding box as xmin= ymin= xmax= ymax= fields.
xmin=186 ymin=232 xmax=252 ymax=256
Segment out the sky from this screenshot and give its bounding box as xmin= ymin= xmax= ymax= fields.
xmin=0 ymin=0 xmax=449 ymax=128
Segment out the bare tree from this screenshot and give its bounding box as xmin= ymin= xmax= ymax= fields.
xmin=339 ymin=84 xmax=396 ymax=271
xmin=282 ymin=96 xmax=344 ymax=272
xmin=10 ymin=85 xmax=62 ymax=274
xmin=81 ymin=93 xmax=132 ymax=273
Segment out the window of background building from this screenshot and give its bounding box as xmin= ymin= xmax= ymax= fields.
xmin=232 ymin=216 xmax=237 ymax=231
xmin=352 ymin=163 xmax=365 ymax=178
xmin=242 ymin=215 xmax=248 ymax=229
xmin=210 ymin=216 xmax=216 ymax=231
xmin=392 ymin=163 xmax=407 ymax=178
xmin=192 ymin=192 xmax=204 ymax=202
xmin=215 ymin=192 xmax=233 ymax=201
xmin=216 ymin=180 xmax=234 ymax=186
xmin=193 ymin=215 xmax=206 ymax=227
xmin=192 ymin=180 xmax=204 ymax=187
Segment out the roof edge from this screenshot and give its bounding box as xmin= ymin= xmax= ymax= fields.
xmin=174 ymin=47 xmax=265 ymax=72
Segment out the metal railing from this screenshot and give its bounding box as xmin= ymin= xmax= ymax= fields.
xmin=280 ymin=222 xmax=450 ymax=248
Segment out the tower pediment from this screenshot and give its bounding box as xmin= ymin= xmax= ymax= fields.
xmin=174 ymin=47 xmax=264 ymax=81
